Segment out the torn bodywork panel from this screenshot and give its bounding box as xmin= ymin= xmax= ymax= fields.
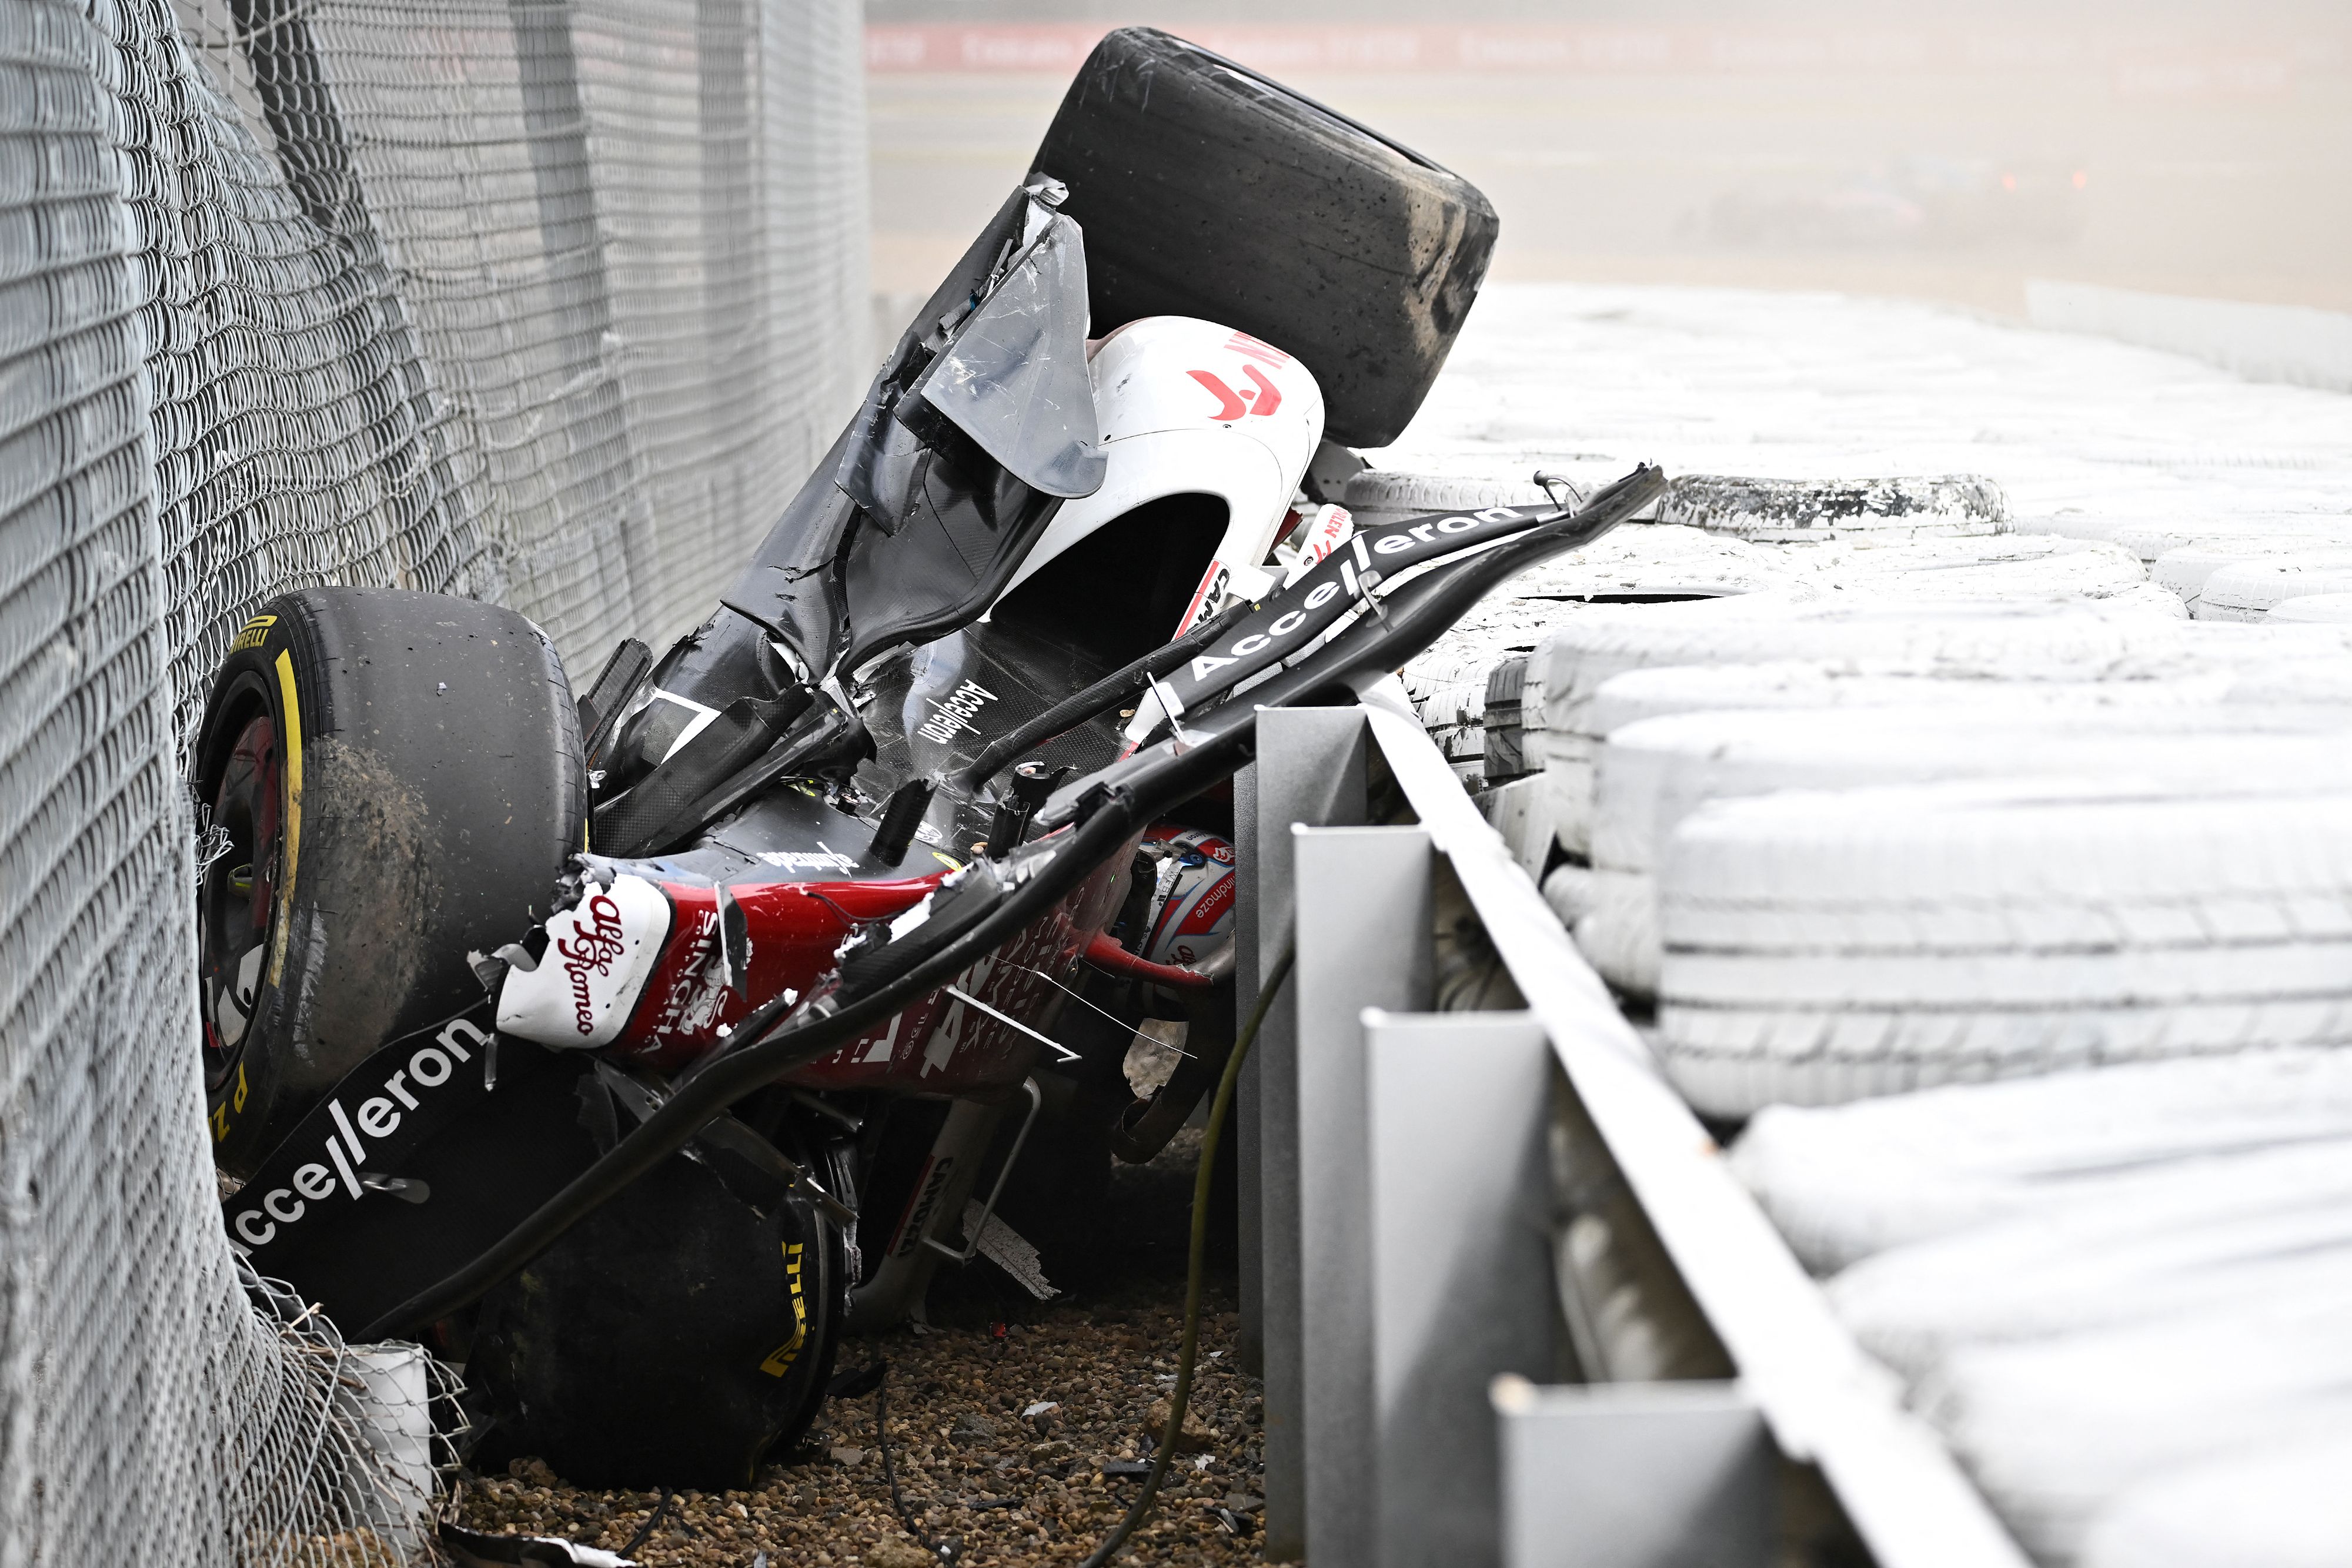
xmin=202 ymin=22 xmax=1596 ymax=1491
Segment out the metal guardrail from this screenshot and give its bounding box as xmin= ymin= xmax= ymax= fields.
xmin=1230 ymin=685 xmax=2033 ymax=1568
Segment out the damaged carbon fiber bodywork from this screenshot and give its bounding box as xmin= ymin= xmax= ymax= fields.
xmin=199 ymin=25 xmax=1646 ymax=1489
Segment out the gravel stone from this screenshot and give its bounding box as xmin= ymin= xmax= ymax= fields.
xmin=453 ymin=1130 xmax=1264 ymax=1565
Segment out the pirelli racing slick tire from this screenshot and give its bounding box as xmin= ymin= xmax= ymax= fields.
xmin=192 ymin=588 xmax=586 ymax=1176
xmin=468 ymin=1140 xmax=846 ymax=1489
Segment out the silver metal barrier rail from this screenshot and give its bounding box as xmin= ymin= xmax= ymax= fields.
xmin=1231 ymin=687 xmax=2030 ymax=1568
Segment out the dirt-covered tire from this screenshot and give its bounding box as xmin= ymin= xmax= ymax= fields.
xmin=1036 ymin=26 xmax=1498 ymax=449
xmin=1657 ymin=473 xmax=2008 ymax=541
xmin=191 ymin=587 xmax=584 ymax=1175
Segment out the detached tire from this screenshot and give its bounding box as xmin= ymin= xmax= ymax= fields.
xmin=1037 ymin=26 xmax=1497 ymax=447
xmin=192 ymin=588 xmax=584 ymax=1175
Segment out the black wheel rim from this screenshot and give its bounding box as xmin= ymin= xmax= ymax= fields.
xmin=197 ymin=676 xmax=284 ymax=1097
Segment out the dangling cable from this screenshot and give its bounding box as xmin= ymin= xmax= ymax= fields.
xmin=1078 ymin=941 xmax=1294 ymax=1567
xmin=874 ymin=1365 xmax=954 ymax=1562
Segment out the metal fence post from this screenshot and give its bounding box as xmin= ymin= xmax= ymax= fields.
xmin=1294 ymin=825 xmax=1434 ymax=1568
xmin=1238 ymin=708 xmax=1368 ymax=1559
xmin=1365 ymin=1010 xmax=1559 ymax=1568
xmin=1492 ymin=1380 xmax=1773 ymax=1568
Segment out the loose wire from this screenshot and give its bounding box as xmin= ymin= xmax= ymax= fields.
xmin=1078 ymin=941 xmax=1294 ymax=1567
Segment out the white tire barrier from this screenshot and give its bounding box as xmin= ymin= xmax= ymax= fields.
xmin=2195 ymin=554 xmax=2352 ymax=623
xmin=1409 ymin=532 xmax=2159 ymax=783
xmin=1654 ymin=784 xmax=2352 ymax=1118
xmin=2146 ymin=537 xmax=2338 ymax=610
xmin=1731 ymin=1052 xmax=2352 ymax=1564
xmin=1397 ymin=521 xmax=1804 ymax=781
xmin=1730 ymin=1049 xmax=2352 ymax=1272
xmin=2110 ymin=518 xmax=2352 ymax=563
xmin=1534 ymin=601 xmax=2220 ymax=854
xmin=2270 ymin=591 xmax=2352 ymax=624
xmin=2079 ymin=1434 xmax=2352 ymax=1568
xmin=1826 ymin=1152 xmax=2352 ymax=1382
xmin=1919 ymin=1292 xmax=2352 ymax=1566
xmin=1581 ymin=710 xmax=2352 ymax=997
xmin=1818 ymin=534 xmax=2163 ymax=611
xmin=1578 ymin=661 xmax=2241 ymax=741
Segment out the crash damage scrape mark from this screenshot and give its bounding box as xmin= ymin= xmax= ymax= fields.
xmin=225 ymin=1014 xmax=493 ymax=1253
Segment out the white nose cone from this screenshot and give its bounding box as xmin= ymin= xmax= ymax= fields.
xmin=497 ymin=874 xmax=674 ymax=1048
xmin=1090 ymin=315 xmax=1325 ymax=454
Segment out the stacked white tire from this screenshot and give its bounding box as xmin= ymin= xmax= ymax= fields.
xmin=1656 ymin=784 xmax=2352 ymax=1117
xmin=2270 ymin=592 xmax=2352 ymax=623
xmin=1732 ymin=1052 xmax=2352 ymax=1565
xmin=1576 ymin=707 xmax=2352 ymax=998
xmin=2196 ymin=555 xmax=2352 ymax=621
xmin=1531 ymin=599 xmax=2216 ymax=855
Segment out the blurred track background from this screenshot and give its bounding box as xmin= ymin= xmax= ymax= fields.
xmin=863 ymin=0 xmax=2352 ymax=344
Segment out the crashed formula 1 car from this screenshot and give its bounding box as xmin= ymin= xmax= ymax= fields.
xmin=197 ymin=27 xmax=1662 ymax=1487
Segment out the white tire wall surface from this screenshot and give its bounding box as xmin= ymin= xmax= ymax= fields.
xmin=1577 ymin=662 xmax=2237 ymax=741
xmin=1654 ymin=784 xmax=2352 ymax=1117
xmin=1917 ymin=1295 xmax=2352 ymax=1566
xmin=1595 ymin=704 xmax=2352 ymax=877
xmin=2110 ymin=519 xmax=2352 ymax=563
xmin=2079 ymin=1435 xmax=2352 ymax=1568
xmin=2196 ymin=554 xmax=2352 ymax=622
xmin=1826 ymin=1162 xmax=2352 ymax=1380
xmin=1731 ymin=1048 xmax=2352 ymax=1269
xmin=1534 ymin=601 xmax=2221 ymax=854
xmin=1575 ymin=709 xmax=2352 ymax=995
xmin=1813 ymin=535 xmax=2166 ymax=611
xmin=1732 ymin=1055 xmax=2352 ymax=1564
xmin=1730 ymin=1047 xmax=2352 ymax=1270
xmin=2146 ymin=538 xmax=2334 ymax=609
xmin=2269 ymin=592 xmax=2352 ymax=623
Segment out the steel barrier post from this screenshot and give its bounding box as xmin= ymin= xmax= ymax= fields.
xmin=1365 ymin=1010 xmax=1558 ymax=1568
xmin=1294 ymin=825 xmax=1433 ymax=1568
xmin=1492 ymin=1380 xmax=1772 ymax=1568
xmin=1238 ymin=709 xmax=1368 ymax=1560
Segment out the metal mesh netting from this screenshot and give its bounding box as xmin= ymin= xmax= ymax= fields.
xmin=1 ymin=0 xmax=866 ymax=1561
